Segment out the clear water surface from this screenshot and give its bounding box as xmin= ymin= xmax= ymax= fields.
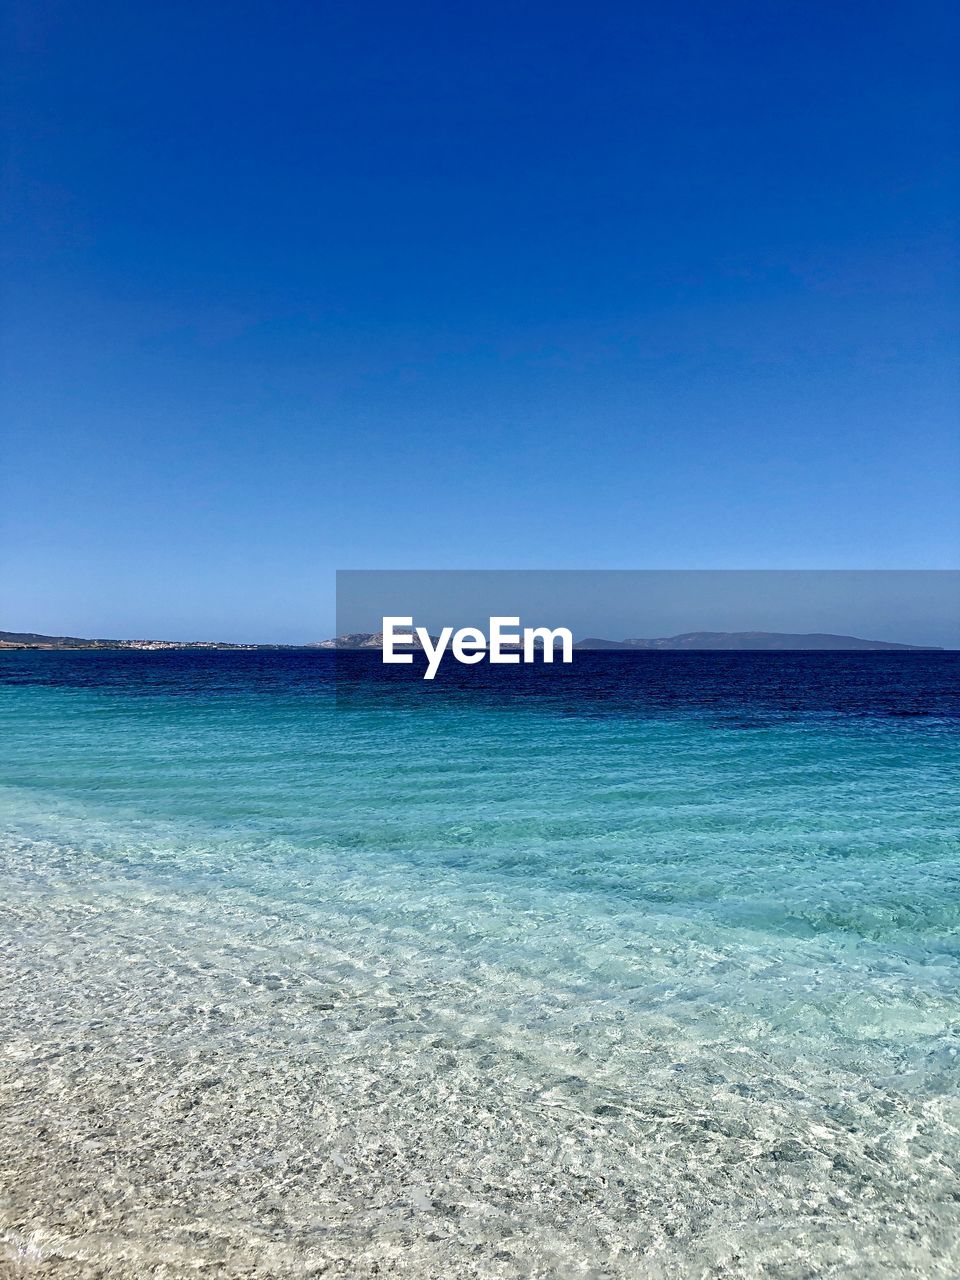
xmin=1 ymin=650 xmax=958 ymax=1278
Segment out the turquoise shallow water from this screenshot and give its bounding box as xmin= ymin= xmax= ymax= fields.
xmin=1 ymin=650 xmax=959 ymax=1277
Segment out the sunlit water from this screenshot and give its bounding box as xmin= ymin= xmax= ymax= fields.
xmin=1 ymin=650 xmax=958 ymax=1278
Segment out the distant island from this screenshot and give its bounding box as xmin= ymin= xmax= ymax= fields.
xmin=573 ymin=631 xmax=941 ymax=651
xmin=0 ymin=628 xmax=943 ymax=652
xmin=317 ymin=631 xmax=431 ymax=649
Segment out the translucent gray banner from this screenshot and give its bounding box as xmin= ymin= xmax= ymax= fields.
xmin=335 ymin=570 xmax=960 ymax=659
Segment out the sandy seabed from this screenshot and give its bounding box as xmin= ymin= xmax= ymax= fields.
xmin=1 ymin=830 xmax=959 ymax=1280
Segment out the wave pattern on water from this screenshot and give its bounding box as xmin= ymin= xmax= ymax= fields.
xmin=0 ymin=650 xmax=959 ymax=1278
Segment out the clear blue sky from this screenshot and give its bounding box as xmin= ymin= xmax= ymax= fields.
xmin=2 ymin=0 xmax=957 ymax=641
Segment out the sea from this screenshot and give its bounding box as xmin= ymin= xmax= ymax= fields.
xmin=1 ymin=649 xmax=958 ymax=1278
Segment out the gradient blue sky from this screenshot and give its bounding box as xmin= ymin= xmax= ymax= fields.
xmin=2 ymin=0 xmax=958 ymax=641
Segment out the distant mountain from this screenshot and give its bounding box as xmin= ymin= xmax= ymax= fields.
xmin=318 ymin=632 xmax=554 ymax=649
xmin=574 ymin=631 xmax=940 ymax=651
xmin=316 ymin=633 xmax=379 ymax=649
xmin=316 ymin=631 xmax=437 ymax=649
xmin=574 ymin=636 xmax=629 ymax=650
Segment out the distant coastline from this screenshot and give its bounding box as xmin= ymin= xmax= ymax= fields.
xmin=1 ymin=628 xmax=944 ymax=652
xmin=0 ymin=630 xmax=304 ymax=652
